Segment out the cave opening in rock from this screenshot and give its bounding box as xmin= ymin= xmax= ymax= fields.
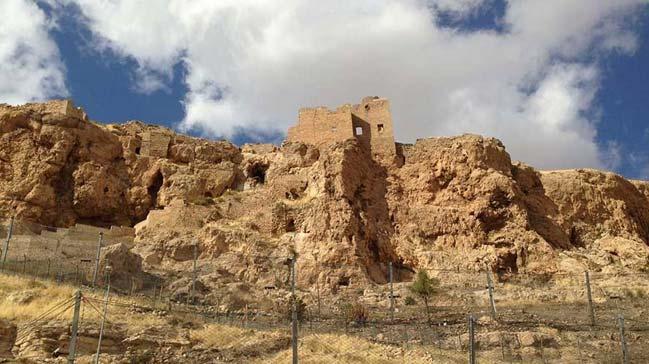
xmin=249 ymin=163 xmax=268 ymax=184
xmin=148 ymin=171 xmax=164 ymax=208
xmin=286 ymin=218 xmax=296 ymax=232
xmin=338 ymin=276 xmax=350 ymax=286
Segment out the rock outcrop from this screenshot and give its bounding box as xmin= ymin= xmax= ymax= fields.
xmin=0 ymin=102 xmax=241 ymax=227
xmin=1 ymin=100 xmax=649 ymax=301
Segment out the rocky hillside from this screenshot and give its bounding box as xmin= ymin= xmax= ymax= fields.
xmin=1 ymin=100 xmax=648 ymax=297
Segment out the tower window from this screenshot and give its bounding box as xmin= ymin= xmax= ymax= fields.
xmin=355 ymin=127 xmax=363 ymax=136
xmin=377 ymin=124 xmax=384 ymax=133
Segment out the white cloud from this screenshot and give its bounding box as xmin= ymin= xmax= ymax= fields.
xmin=0 ymin=0 xmax=67 ymax=104
xmin=52 ymin=0 xmax=645 ymax=170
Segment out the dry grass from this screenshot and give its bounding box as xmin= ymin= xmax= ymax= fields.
xmin=0 ymin=274 xmax=76 ymax=322
xmin=191 ymin=324 xmax=258 ymax=347
xmin=260 ymin=333 xmax=465 ymax=364
xmin=0 ymin=273 xmax=164 ymax=331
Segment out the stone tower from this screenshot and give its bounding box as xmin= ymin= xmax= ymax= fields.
xmin=286 ymin=96 xmax=396 ymax=161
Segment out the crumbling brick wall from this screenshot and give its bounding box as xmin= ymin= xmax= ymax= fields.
xmin=351 ymin=97 xmax=396 ymax=158
xmin=287 ymin=105 xmax=355 ymax=147
xmin=141 ymin=131 xmax=171 ymax=158
xmin=41 ymin=99 xmax=88 ymax=120
xmin=286 ymin=96 xmax=396 ymax=160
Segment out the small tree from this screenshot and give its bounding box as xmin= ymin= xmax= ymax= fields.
xmin=409 ymin=270 xmax=439 ymax=323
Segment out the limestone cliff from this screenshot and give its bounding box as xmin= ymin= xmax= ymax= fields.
xmin=0 ymin=102 xmax=240 ymax=227
xmin=1 ymin=101 xmax=648 ymax=299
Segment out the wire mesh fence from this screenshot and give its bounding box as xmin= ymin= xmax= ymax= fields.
xmin=2 ymin=216 xmax=649 ymax=362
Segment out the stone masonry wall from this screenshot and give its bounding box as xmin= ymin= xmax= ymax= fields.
xmin=287 ymin=105 xmax=355 ymax=147
xmin=351 ymin=97 xmax=396 ymax=159
xmin=141 ymin=131 xmax=171 ymax=158
xmin=286 ymin=96 xmax=396 ymax=161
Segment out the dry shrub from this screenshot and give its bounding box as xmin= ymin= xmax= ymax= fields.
xmin=339 ymin=301 xmax=368 ymax=326
xmin=278 ymin=296 xmax=306 ymax=322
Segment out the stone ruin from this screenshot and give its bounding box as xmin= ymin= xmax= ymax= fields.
xmin=140 ymin=130 xmax=171 ymax=158
xmin=40 ymin=99 xmax=88 ymax=121
xmin=286 ymin=96 xmax=397 ymax=161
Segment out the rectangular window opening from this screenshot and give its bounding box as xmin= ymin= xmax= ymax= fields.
xmin=377 ymin=124 xmax=384 ymax=133
xmin=355 ymin=127 xmax=363 ymax=136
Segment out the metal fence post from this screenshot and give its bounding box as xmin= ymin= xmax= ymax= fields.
xmin=92 ymin=233 xmax=103 ymax=287
xmin=618 ymin=314 xmax=628 ymax=364
xmin=291 ymin=256 xmax=298 ymax=364
xmin=68 ymin=290 xmax=82 ymax=364
xmin=389 ymin=262 xmax=395 ymax=323
xmin=468 ymin=315 xmax=476 ymax=364
xmin=94 ymin=267 xmax=111 ymax=364
xmin=191 ymin=243 xmax=198 ymax=303
xmin=1 ymin=216 xmax=14 ymax=271
xmin=153 ymin=283 xmax=158 ymax=308
xmin=315 ymin=255 xmax=321 ymax=320
xmin=585 ymin=271 xmax=595 ymax=326
xmin=486 ymin=269 xmax=497 ymax=320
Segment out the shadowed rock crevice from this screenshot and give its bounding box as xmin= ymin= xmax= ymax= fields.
xmin=147 ymin=171 xmax=164 ymax=208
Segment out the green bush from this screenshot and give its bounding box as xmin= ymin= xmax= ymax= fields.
xmin=404 ymin=296 xmax=416 ymax=306
xmin=409 ymin=270 xmax=439 ymax=323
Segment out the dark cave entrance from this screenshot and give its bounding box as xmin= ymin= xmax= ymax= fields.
xmin=148 ymin=171 xmax=164 ymax=208
xmin=248 ymin=163 xmax=269 ymax=184
xmin=285 ymin=218 xmax=296 ymax=232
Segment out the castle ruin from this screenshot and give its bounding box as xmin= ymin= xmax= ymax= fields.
xmin=140 ymin=130 xmax=171 ymax=158
xmin=286 ymin=96 xmax=396 ymax=160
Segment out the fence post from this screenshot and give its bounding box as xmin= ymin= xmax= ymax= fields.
xmin=22 ymin=254 xmax=26 ymax=274
xmin=94 ymin=267 xmax=111 ymax=364
xmin=389 ymin=262 xmax=395 ymax=323
xmin=160 ymin=285 xmax=165 ymax=310
xmin=585 ymin=271 xmax=595 ymax=326
xmin=291 ymin=256 xmax=298 ymax=364
xmin=618 ymin=314 xmax=628 ymax=364
xmin=468 ymin=315 xmax=476 ymax=364
xmin=68 ymin=290 xmax=82 ymax=364
xmin=92 ymin=233 xmax=103 ymax=287
xmin=75 ymin=264 xmax=80 ymax=286
xmin=1 ymin=216 xmax=14 ymax=271
xmin=315 ymin=255 xmax=321 ymax=320
xmin=191 ymin=243 xmax=198 ymax=304
xmin=153 ymin=283 xmax=158 ymax=308
xmin=486 ymin=268 xmax=497 ymax=320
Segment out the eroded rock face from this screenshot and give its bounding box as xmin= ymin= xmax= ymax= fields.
xmin=541 ymin=170 xmax=649 ymax=246
xmin=0 ymin=102 xmax=241 ymax=227
xmin=98 ymin=243 xmax=145 ymax=292
xmin=388 ymin=135 xmax=561 ymax=275
xmin=2 ymin=101 xmax=649 ymax=300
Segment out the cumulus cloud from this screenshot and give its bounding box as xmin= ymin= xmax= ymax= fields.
xmin=51 ymin=0 xmax=645 ymax=169
xmin=0 ymin=0 xmax=67 ymax=104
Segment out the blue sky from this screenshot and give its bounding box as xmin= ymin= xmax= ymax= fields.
xmin=1 ymin=1 xmax=648 ymax=179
